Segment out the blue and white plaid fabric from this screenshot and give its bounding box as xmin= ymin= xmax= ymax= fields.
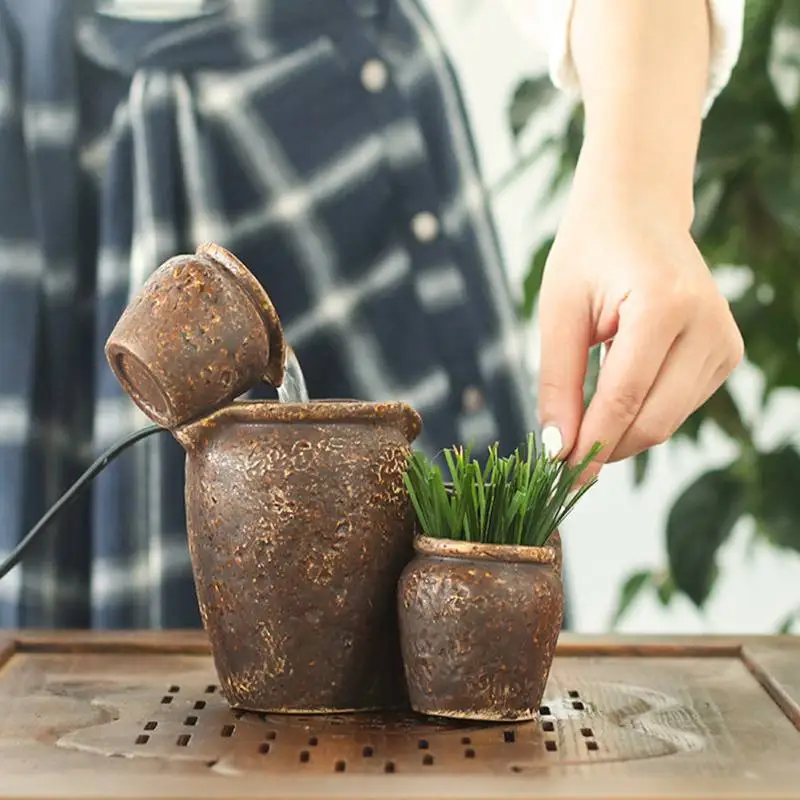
xmin=0 ymin=0 xmax=542 ymax=629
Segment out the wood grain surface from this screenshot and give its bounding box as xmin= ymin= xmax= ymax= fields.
xmin=0 ymin=631 xmax=798 ymax=800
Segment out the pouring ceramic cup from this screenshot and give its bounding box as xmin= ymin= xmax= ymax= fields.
xmin=105 ymin=242 xmax=286 ymax=429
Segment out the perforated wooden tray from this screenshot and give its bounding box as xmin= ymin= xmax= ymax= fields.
xmin=1 ymin=631 xmax=799 ymax=799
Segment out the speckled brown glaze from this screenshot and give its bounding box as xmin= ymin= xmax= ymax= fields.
xmin=548 ymin=529 xmax=563 ymax=581
xmin=397 ymin=535 xmax=563 ymax=722
xmin=176 ymin=399 xmax=422 ymax=714
xmin=104 ymin=242 xmax=286 ymax=429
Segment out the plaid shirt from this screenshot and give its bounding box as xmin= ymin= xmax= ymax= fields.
xmin=0 ymin=0 xmax=542 ymax=629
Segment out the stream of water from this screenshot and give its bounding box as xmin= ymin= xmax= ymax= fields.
xmin=277 ymin=346 xmax=310 ymax=403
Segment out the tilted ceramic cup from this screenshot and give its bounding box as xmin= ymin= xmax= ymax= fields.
xmin=105 ymin=242 xmax=285 ymax=429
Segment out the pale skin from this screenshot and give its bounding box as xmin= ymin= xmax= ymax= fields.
xmin=538 ymin=0 xmax=744 ymax=480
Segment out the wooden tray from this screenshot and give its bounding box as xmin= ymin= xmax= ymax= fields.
xmin=1 ymin=631 xmax=799 ymax=799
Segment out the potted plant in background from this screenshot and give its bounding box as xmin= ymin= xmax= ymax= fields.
xmin=506 ymin=0 xmax=800 ymax=633
xmin=397 ymin=435 xmax=599 ymax=721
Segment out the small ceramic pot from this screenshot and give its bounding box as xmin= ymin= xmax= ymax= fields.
xmin=397 ymin=535 xmax=563 ymax=722
xmin=105 ymin=242 xmax=285 ymax=429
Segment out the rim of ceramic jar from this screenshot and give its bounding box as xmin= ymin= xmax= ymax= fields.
xmin=196 ymin=242 xmax=287 ymax=388
xmin=193 ymin=399 xmax=422 ymax=442
xmin=413 ymin=535 xmax=557 ymax=565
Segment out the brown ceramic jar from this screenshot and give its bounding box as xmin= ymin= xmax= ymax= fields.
xmin=397 ymin=535 xmax=563 ymax=722
xmin=175 ymin=399 xmax=422 ymax=713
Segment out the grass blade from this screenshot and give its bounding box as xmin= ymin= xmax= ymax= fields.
xmin=401 ymin=438 xmax=601 ymax=546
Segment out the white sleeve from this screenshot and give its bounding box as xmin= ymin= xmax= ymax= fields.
xmin=505 ymin=1 xmax=745 ymax=116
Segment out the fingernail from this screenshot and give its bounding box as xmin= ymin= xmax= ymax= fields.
xmin=541 ymin=425 xmax=563 ymax=459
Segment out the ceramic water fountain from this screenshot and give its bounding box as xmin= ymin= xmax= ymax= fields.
xmin=104 ymin=242 xmax=598 ymax=723
xmin=105 ymin=243 xmax=422 ymax=713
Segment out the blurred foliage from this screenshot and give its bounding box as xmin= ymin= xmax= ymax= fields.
xmin=510 ymin=0 xmax=799 ymax=633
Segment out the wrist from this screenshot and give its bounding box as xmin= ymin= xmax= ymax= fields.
xmin=572 ymin=134 xmax=697 ymax=231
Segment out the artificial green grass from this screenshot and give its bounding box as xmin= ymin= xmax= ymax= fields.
xmin=403 ymin=433 xmax=601 ymax=547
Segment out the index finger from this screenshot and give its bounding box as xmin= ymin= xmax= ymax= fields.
xmin=570 ymin=301 xmax=681 ymax=472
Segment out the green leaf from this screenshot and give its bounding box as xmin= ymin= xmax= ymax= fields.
xmin=666 ymin=466 xmax=745 ymax=607
xmin=777 ymin=612 xmax=796 ymax=635
xmin=633 ymin=450 xmax=650 ymax=487
xmin=675 ymin=406 xmax=706 ymax=443
xmin=756 ymin=156 xmax=800 ymax=237
xmin=778 ymin=0 xmax=800 ymax=29
xmin=698 ymin=93 xmax=765 ymax=168
xmin=508 ymin=76 xmax=557 ymax=140
xmin=751 ymin=445 xmax=800 ymax=553
xmin=736 ymin=0 xmax=785 ymax=75
xmin=654 ymin=571 xmax=676 ymax=607
xmin=545 ymin=105 xmax=584 ymax=199
xmin=704 ymin=384 xmax=751 ymax=443
xmin=610 ymin=570 xmax=652 ymax=628
xmin=519 ymin=237 xmax=553 ymax=320
xmin=582 ymin=345 xmax=601 ymax=408
xmin=730 ymin=284 xmax=800 ymax=399
xmin=673 ymin=380 xmax=747 ymax=445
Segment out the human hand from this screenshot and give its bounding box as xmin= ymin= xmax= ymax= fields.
xmin=536 ymin=156 xmax=744 ymax=482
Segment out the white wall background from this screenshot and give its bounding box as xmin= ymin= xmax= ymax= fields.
xmin=423 ymin=0 xmax=800 ymax=634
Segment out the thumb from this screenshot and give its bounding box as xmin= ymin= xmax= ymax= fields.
xmin=537 ymin=283 xmax=593 ymax=460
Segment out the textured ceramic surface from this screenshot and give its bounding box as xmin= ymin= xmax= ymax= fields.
xmin=105 ymin=242 xmax=285 ymax=428
xmin=177 ymin=400 xmax=422 ymax=714
xmin=398 ymin=535 xmax=563 ymax=722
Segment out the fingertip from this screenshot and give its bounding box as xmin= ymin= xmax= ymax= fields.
xmin=541 ymin=424 xmax=564 ymax=460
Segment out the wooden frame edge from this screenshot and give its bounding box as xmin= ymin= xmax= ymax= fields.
xmin=741 ymin=641 xmax=800 ymax=732
xmin=0 ymin=636 xmax=15 ymax=671
xmin=13 ymin=629 xmax=211 ymax=655
xmin=6 ymin=629 xmax=796 ymax=665
xmin=8 ymin=630 xmax=751 ymax=658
